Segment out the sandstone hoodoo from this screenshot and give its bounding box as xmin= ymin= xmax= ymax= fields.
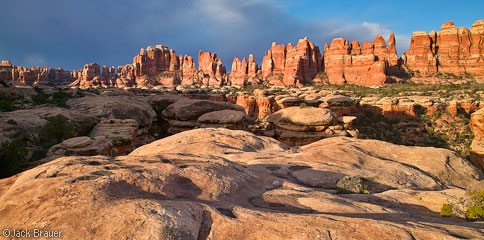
xmin=130 ymin=45 xmax=181 ymax=86
xmin=1 ymin=19 xmax=483 ymax=87
xmin=401 ymin=20 xmax=484 ymax=82
xmin=230 ymin=54 xmax=260 ymax=86
xmin=262 ymin=37 xmax=323 ymax=86
xmin=323 ymin=34 xmax=398 ymax=86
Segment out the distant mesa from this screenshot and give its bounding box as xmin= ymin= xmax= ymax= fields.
xmin=1 ymin=19 xmax=483 ymax=87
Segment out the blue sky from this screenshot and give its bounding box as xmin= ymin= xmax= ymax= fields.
xmin=0 ymin=0 xmax=482 ymax=71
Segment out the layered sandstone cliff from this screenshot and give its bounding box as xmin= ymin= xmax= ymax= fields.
xmin=262 ymin=37 xmax=322 ymax=86
xmin=230 ymin=54 xmax=259 ymax=86
xmin=198 ymin=50 xmax=226 ymax=86
xmin=323 ymin=34 xmax=398 ymax=86
xmin=1 ymin=19 xmax=483 ymax=87
xmin=401 ymin=20 xmax=484 ymax=82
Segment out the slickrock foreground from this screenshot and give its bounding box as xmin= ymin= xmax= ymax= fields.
xmin=0 ymin=128 xmax=483 ymax=239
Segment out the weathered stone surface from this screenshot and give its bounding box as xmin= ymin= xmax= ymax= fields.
xmin=67 ymin=95 xmax=154 ymax=128
xmin=267 ymin=107 xmax=336 ymax=127
xmin=198 ymin=109 xmax=247 ymax=124
xmin=197 ymin=109 xmax=248 ymax=130
xmin=3 ymin=129 xmax=480 ymax=239
xmin=162 ymin=99 xmax=244 ymax=121
xmin=470 ymin=108 xmax=484 ymax=170
xmin=0 ymin=107 xmax=98 ymax=143
xmin=90 ymin=119 xmax=139 ymax=155
xmin=76 ymin=63 xmax=104 ymax=87
xmin=47 ymin=136 xmax=113 ymax=157
xmin=162 ymin=99 xmax=245 ymax=133
xmin=266 ymin=107 xmax=357 ymax=145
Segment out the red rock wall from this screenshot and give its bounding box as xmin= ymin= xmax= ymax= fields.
xmin=261 ymin=37 xmax=322 ymax=86
xmin=323 ymin=34 xmax=396 ymax=86
xmin=401 ymin=20 xmax=484 ymax=82
xmin=198 ymin=50 xmax=226 ymax=86
xmin=132 ymin=45 xmax=180 ymax=77
xmin=229 ymin=54 xmax=260 ymax=86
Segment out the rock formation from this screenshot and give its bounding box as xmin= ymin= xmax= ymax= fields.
xmin=470 ymin=108 xmax=484 ymax=170
xmin=1 ymin=19 xmax=483 ymax=87
xmin=262 ymin=37 xmax=322 ymax=86
xmin=89 ymin=119 xmax=139 ymax=155
xmin=181 ymin=55 xmax=197 ymax=85
xmin=1 ymin=128 xmax=483 ymax=239
xmin=267 ymin=107 xmax=358 ymax=145
xmin=47 ymin=136 xmax=114 ymax=157
xmin=161 ymin=98 xmax=246 ymax=133
xmin=230 ymin=57 xmax=248 ymax=86
xmin=133 ymin=45 xmax=179 ymax=76
xmin=323 ymin=34 xmax=398 ymax=86
xmin=2 ymin=64 xmax=77 ymax=86
xmin=283 ymin=37 xmax=323 ymax=86
xmin=401 ymin=20 xmax=484 ymax=82
xmin=198 ymin=50 xmax=226 ymax=86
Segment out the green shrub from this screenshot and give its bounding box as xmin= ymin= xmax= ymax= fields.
xmin=51 ymin=88 xmax=73 ymax=107
xmin=440 ymin=203 xmax=454 ymax=217
xmin=31 ymin=88 xmax=76 ymax=107
xmin=0 ymin=138 xmax=28 ymax=178
xmin=33 ymin=86 xmax=43 ymax=93
xmin=299 ymin=102 xmax=308 ymax=108
xmin=7 ymin=119 xmax=17 ymax=125
xmin=0 ymin=80 xmax=8 ymax=88
xmin=39 ymin=114 xmax=75 ymax=147
xmin=465 ymin=190 xmax=484 ymax=221
xmin=31 ymin=92 xmax=51 ymax=105
xmin=336 ymin=176 xmax=369 ymax=194
xmin=75 ymin=89 xmax=85 ymax=98
xmin=466 ymin=206 xmax=484 ymax=220
xmin=0 ymin=99 xmax=20 ymax=112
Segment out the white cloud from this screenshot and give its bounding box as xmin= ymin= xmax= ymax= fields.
xmin=316 ymin=21 xmax=410 ymax=56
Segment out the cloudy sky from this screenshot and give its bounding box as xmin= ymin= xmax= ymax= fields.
xmin=0 ymin=0 xmax=483 ymax=71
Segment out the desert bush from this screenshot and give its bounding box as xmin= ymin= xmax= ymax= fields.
xmin=31 ymin=88 xmax=76 ymax=107
xmin=440 ymin=190 xmax=484 ymax=221
xmin=51 ymin=88 xmax=73 ymax=107
xmin=0 ymin=80 xmax=8 ymax=87
xmin=299 ymin=102 xmax=308 ymax=108
xmin=0 ymin=138 xmax=28 ymax=178
xmin=440 ymin=203 xmax=454 ymax=217
xmin=336 ymin=176 xmax=369 ymax=194
xmin=0 ymin=98 xmax=20 ymax=112
xmin=39 ymin=114 xmax=76 ymax=147
xmin=31 ymin=114 xmax=76 ymax=161
xmin=31 ymin=88 xmax=50 ymax=105
xmin=466 ymin=190 xmax=484 ymax=221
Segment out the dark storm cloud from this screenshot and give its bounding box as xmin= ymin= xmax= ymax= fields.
xmin=0 ymin=0 xmax=409 ymax=71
